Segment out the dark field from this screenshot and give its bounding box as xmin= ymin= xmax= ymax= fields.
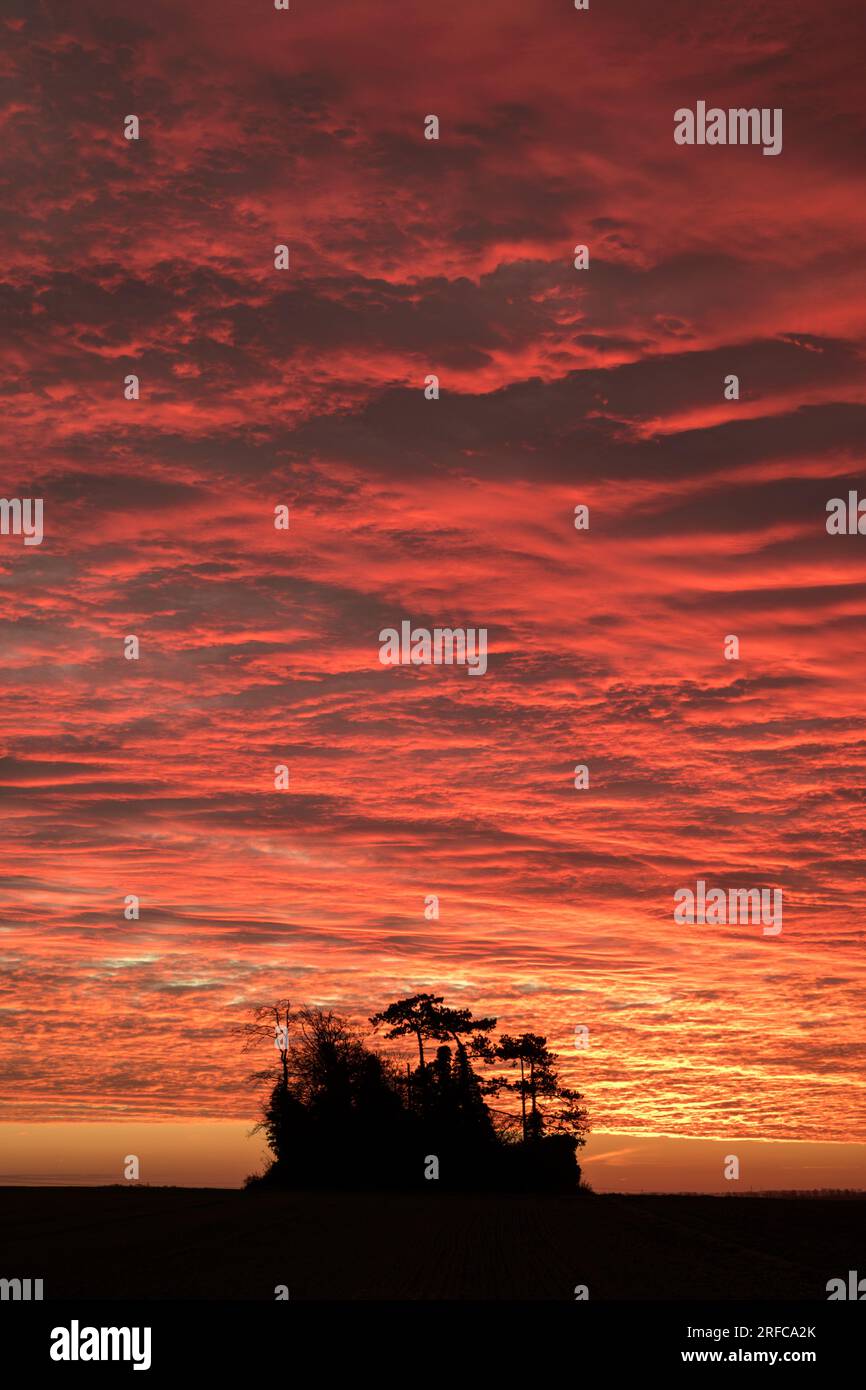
xmin=3 ymin=1188 xmax=863 ymax=1300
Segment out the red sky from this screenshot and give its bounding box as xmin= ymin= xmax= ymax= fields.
xmin=1 ymin=0 xmax=865 ymax=1189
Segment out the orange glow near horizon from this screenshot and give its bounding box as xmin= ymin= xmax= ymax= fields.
xmin=1 ymin=1125 xmax=865 ymax=1195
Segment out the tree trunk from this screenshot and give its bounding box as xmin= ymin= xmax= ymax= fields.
xmin=529 ymin=1058 xmax=538 ymax=1137
xmin=519 ymin=1055 xmax=527 ymax=1141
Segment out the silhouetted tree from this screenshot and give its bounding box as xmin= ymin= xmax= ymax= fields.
xmin=244 ymin=994 xmax=590 ymax=1193
xmin=369 ymin=993 xmax=441 ymax=1072
xmin=370 ymin=994 xmax=496 ymax=1118
xmin=419 ymin=1000 xmax=497 ymax=1078
xmin=474 ymin=1031 xmax=588 ymax=1146
xmin=243 ymin=1004 xmax=409 ymax=1187
xmin=237 ymin=998 xmax=293 ymax=1089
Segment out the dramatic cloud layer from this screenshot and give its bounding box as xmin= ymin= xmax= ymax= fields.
xmin=1 ymin=0 xmax=865 ymax=1176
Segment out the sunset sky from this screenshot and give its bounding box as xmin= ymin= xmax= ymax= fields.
xmin=1 ymin=0 xmax=865 ymax=1191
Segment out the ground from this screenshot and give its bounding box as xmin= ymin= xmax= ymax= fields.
xmin=3 ymin=1188 xmax=862 ymax=1300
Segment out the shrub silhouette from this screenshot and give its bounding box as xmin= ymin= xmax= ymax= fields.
xmin=242 ymin=995 xmax=590 ymax=1193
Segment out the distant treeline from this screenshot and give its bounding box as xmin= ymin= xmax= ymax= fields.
xmin=727 ymin=1189 xmax=866 ymax=1200
xmin=240 ymin=994 xmax=590 ymax=1193
xmin=617 ymin=1190 xmax=866 ymax=1200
